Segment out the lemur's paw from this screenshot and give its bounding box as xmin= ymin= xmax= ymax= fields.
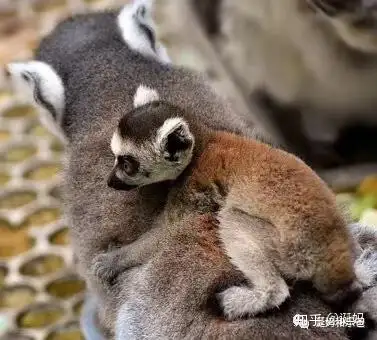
xmin=217 ymin=284 xmax=289 ymax=320
xmin=92 ymin=253 xmax=121 ymax=284
xmin=266 ymin=279 xmax=291 ymax=309
xmin=355 ymin=247 xmax=377 ymax=288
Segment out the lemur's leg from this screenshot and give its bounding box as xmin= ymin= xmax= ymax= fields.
xmin=217 ymin=208 xmax=290 ymax=320
xmin=218 ymin=279 xmax=289 ymax=321
xmin=92 ymin=226 xmax=163 ymax=284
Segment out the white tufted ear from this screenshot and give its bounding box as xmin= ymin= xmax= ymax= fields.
xmin=6 ymin=60 xmax=66 ymax=142
xmin=155 ymin=117 xmax=194 ymax=161
xmin=133 ymin=85 xmax=159 ymax=108
xmin=117 ymin=0 xmax=171 ymax=63
xmin=117 ymin=0 xmax=156 ymax=58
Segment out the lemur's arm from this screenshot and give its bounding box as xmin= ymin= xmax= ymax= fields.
xmin=92 ymin=226 xmax=164 ymax=284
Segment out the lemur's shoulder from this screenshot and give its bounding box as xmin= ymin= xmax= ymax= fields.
xmin=190 ymin=130 xmax=337 ymax=210
xmin=192 ymin=130 xmax=309 ymax=180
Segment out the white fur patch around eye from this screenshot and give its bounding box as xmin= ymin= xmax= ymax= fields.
xmin=155 ymin=117 xmax=193 ymax=151
xmin=111 ymin=131 xmax=126 ymax=156
xmin=133 ymin=85 xmax=159 ymax=108
xmin=6 ymin=60 xmax=66 ymax=143
xmin=117 ymin=0 xmax=171 ymax=63
xmin=111 ymin=130 xmax=138 ymax=157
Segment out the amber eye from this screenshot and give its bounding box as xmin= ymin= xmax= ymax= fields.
xmin=118 ymin=155 xmax=139 ymax=176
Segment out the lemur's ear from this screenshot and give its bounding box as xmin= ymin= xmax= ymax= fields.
xmin=156 ymin=118 xmax=194 ymax=162
xmin=5 ymin=61 xmax=66 ymax=142
xmin=117 ymin=0 xmax=171 ymax=63
xmin=133 ymin=85 xmax=159 ymax=107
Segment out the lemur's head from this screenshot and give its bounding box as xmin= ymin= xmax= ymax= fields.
xmin=308 ymin=0 xmax=377 ymax=53
xmin=108 ymin=86 xmax=195 ymax=191
xmin=5 ymin=0 xmax=171 ymax=145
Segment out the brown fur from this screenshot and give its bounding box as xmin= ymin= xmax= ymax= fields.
xmin=188 ymin=131 xmax=357 ymax=298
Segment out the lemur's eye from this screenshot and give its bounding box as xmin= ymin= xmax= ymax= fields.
xmin=118 ymin=155 xmax=139 ymax=176
xmin=22 ymin=72 xmax=32 ymax=83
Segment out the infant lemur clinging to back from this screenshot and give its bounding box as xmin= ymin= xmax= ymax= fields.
xmin=96 ymin=85 xmax=361 ymax=320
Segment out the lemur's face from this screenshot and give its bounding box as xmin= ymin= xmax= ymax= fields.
xmin=108 ymin=117 xmax=194 ymax=191
xmin=308 ymin=0 xmax=377 ymax=53
xmin=107 ymin=87 xmax=195 ymax=191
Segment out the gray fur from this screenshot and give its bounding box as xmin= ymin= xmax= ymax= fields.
xmin=114 ymin=214 xmax=351 ymax=340
xmin=354 ymin=286 xmax=377 ymax=340
xmin=56 ymin=14 xmax=253 ymax=335
xmin=217 ymin=209 xmax=291 ymax=319
xmin=351 ymin=223 xmax=377 ymax=289
xmin=111 ymin=218 xmax=377 ymax=339
xmin=352 ymin=223 xmax=377 ymax=340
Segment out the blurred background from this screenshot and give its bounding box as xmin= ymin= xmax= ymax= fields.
xmin=0 ymin=0 xmax=377 ymax=339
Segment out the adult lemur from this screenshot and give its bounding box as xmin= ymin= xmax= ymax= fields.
xmin=6 ymin=0 xmax=377 ymax=338
xmin=195 ymin=0 xmax=377 ymax=168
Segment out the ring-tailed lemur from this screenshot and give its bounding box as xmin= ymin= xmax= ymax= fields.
xmin=5 ymin=0 xmax=253 ymax=336
xmin=6 ymin=1 xmax=376 ymax=338
xmin=97 ymin=85 xmax=362 ymax=321
xmin=198 ymin=0 xmax=377 ymax=168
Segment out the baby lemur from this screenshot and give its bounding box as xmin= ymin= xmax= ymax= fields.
xmin=95 ymin=85 xmax=361 ymax=320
